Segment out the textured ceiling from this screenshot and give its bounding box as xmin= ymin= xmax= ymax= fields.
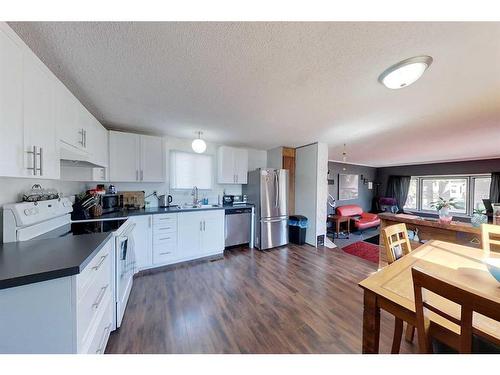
xmin=9 ymin=22 xmax=500 ymax=167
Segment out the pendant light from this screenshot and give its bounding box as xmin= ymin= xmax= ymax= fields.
xmin=378 ymin=55 xmax=433 ymax=89
xmin=191 ymin=131 xmax=207 ymax=154
xmin=342 ymin=143 xmax=347 ymax=171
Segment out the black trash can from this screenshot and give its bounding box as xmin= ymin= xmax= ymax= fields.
xmin=288 ymin=215 xmax=308 ymax=245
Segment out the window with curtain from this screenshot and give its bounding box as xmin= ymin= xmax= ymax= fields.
xmin=170 ymin=150 xmax=213 ymax=189
xmin=402 ymin=174 xmax=491 ymax=215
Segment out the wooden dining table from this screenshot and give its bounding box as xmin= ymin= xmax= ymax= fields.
xmin=358 ymin=240 xmax=500 ymax=353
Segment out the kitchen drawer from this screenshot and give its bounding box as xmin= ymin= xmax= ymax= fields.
xmin=153 ymin=245 xmax=177 ymax=264
xmin=76 ymin=259 xmax=112 ymax=346
xmin=81 ymin=298 xmax=113 ymax=354
xmin=153 ymin=213 xmax=177 ymax=226
xmin=153 ymin=231 xmax=177 ymax=243
xmin=77 ymin=239 xmax=112 ymax=299
xmin=153 ymin=222 xmax=177 ymax=234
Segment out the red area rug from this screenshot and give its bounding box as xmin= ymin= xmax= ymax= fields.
xmin=342 ymin=241 xmax=379 ymax=264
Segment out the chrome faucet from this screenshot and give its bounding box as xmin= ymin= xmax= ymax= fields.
xmin=191 ymin=186 xmax=199 ymax=206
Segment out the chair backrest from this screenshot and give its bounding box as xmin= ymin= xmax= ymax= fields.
xmin=481 ymin=223 xmax=500 ymax=254
xmin=412 ymin=267 xmax=500 ymax=354
xmin=336 ymin=205 xmax=363 ymax=217
xmin=381 ymin=223 xmax=412 ymax=264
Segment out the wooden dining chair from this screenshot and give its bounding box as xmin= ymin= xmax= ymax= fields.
xmin=382 ymin=223 xmax=412 ymax=264
xmin=481 ymin=223 xmax=500 ymax=254
xmin=412 ymin=267 xmax=500 ymax=353
xmin=381 ymin=223 xmax=415 ymax=353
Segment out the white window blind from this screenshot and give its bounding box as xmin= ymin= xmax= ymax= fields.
xmin=170 ymin=150 xmax=212 ymax=189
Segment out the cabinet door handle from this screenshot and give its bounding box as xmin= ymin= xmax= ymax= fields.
xmin=203 ymin=220 xmax=206 ymax=231
xmin=92 ymin=254 xmax=108 ymax=271
xmin=84 ymin=130 xmax=87 ymax=147
xmin=27 ymin=146 xmax=37 ymax=176
xmin=92 ymin=285 xmax=109 ymax=310
xmin=140 ymin=170 xmax=144 ymax=181
xmin=148 ymin=216 xmax=152 ymax=228
xmin=95 ymin=324 xmax=112 ymax=354
xmin=38 ymin=147 xmax=43 ymax=176
xmin=200 ymin=221 xmax=202 ymax=231
xmin=136 ymin=170 xmax=139 ymax=181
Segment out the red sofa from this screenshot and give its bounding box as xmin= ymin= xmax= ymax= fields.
xmin=336 ymin=205 xmax=380 ymax=231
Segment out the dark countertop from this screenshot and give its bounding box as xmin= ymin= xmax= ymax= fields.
xmin=72 ymin=204 xmax=253 ymax=222
xmin=0 ymin=232 xmax=113 ymax=290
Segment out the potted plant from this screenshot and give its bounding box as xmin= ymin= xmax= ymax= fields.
xmin=430 ymin=197 xmax=459 ymax=223
xmin=471 ymin=208 xmax=488 ymax=227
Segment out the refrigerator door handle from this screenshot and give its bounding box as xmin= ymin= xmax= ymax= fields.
xmin=262 ymin=217 xmax=287 ymax=223
xmin=275 ymin=171 xmax=279 ymax=207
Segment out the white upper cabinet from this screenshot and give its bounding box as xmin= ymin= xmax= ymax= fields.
xmin=109 ymin=131 xmax=164 ymax=182
xmin=109 ymin=131 xmax=140 ymax=182
xmin=55 ymin=81 xmax=81 ymax=151
xmin=140 ymin=135 xmax=164 ymax=182
xmin=85 ymin=111 xmax=108 ymax=167
xmin=0 ymin=25 xmax=24 ymax=177
xmin=22 ymin=49 xmax=60 ymax=179
xmin=55 ymin=78 xmax=109 ymax=168
xmin=217 ymin=146 xmax=248 ymax=184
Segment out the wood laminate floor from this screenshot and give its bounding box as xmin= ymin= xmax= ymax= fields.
xmin=105 ymin=244 xmax=418 ymax=354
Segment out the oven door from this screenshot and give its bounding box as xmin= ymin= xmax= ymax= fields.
xmin=115 ymin=222 xmax=136 ymax=328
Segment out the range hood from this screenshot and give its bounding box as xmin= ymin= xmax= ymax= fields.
xmin=59 ymin=141 xmax=106 ymax=168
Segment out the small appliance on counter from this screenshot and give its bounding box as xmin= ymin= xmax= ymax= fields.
xmin=101 ymin=194 xmax=120 ymax=214
xmin=158 ymin=194 xmax=173 ymax=208
xmin=119 ymin=191 xmax=145 ymax=210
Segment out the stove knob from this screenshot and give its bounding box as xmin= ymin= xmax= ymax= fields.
xmin=24 ymin=209 xmax=31 ymax=216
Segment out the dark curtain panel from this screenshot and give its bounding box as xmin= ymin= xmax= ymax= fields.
xmin=385 ymin=175 xmax=411 ymax=212
xmin=490 ymin=172 xmax=500 ymax=204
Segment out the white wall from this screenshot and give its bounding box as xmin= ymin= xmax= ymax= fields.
xmin=294 ymin=142 xmax=328 ymax=247
xmin=84 ymin=136 xmax=267 ymax=207
xmin=267 ymin=147 xmax=283 ymax=169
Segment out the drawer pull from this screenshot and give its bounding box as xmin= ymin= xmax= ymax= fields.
xmin=159 ymin=237 xmax=171 ymax=240
xmin=159 ymin=251 xmax=172 ymax=255
xmin=92 ymin=255 xmax=108 ymax=271
xmin=95 ymin=324 xmax=112 ymax=354
xmin=158 ymin=227 xmax=172 ymax=230
xmin=92 ymin=285 xmax=108 ymax=311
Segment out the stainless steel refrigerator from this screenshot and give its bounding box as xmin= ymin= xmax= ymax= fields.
xmin=243 ymin=169 xmax=288 ymax=250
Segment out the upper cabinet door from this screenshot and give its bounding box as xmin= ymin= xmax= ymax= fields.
xmin=217 ymin=146 xmax=235 ymax=184
xmin=0 ymin=26 xmax=24 ymax=177
xmin=217 ymin=146 xmax=248 ymax=184
xmin=23 ymin=51 xmax=59 ymax=179
xmin=109 ymin=131 xmax=140 ymax=182
xmin=140 ymin=135 xmax=164 ymax=182
xmin=55 ymin=81 xmax=81 ymax=150
xmin=85 ymin=115 xmax=108 ymax=168
xmin=234 ymin=148 xmax=248 ymax=184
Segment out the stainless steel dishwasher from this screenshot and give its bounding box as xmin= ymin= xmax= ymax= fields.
xmin=224 ymin=207 xmax=253 ymax=247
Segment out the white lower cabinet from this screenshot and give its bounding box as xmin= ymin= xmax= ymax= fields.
xmin=178 ymin=210 xmax=225 ymax=260
xmin=0 ymin=237 xmax=114 ymax=354
xmin=139 ymin=210 xmax=225 ymax=270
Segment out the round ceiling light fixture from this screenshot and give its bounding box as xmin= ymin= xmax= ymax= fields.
xmin=378 ymin=55 xmax=433 ymax=89
xmin=191 ymin=131 xmax=207 ymax=153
